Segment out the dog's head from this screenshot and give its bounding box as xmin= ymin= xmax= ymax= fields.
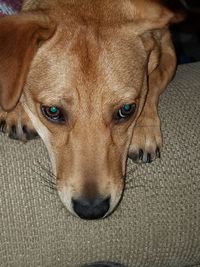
xmin=0 ymin=0 xmax=180 ymax=219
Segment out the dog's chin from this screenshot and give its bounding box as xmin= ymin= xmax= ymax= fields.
xmin=57 ymin=186 xmax=123 ymax=220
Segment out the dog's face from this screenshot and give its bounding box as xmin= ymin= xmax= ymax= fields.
xmin=22 ymin=24 xmax=147 ymax=218
xmin=0 ymin=0 xmax=178 ymax=219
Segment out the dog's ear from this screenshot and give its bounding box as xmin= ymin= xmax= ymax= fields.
xmin=0 ymin=13 xmax=55 ymax=111
xmin=133 ymin=0 xmax=185 ymax=34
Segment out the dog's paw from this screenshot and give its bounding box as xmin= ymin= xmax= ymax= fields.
xmin=128 ymin=120 xmax=162 ymax=164
xmin=0 ymin=105 xmax=38 ymax=141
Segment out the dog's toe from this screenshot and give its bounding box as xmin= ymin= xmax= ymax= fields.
xmin=0 ymin=104 xmax=38 ymax=141
xmin=7 ymin=124 xmax=39 ymax=141
xmin=8 ymin=125 xmax=18 ymax=140
xmin=0 ymin=120 xmax=7 ymax=133
xmin=129 ymin=147 xmax=161 ymax=164
xmin=128 ymin=118 xmax=162 ymax=164
xmin=22 ymin=125 xmax=39 ymax=140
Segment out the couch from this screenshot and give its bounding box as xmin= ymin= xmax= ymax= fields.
xmin=0 ymin=62 xmax=200 ymax=267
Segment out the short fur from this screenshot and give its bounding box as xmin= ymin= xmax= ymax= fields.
xmin=0 ymin=0 xmax=181 ymax=218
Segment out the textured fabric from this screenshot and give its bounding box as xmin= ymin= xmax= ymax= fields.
xmin=0 ymin=63 xmax=200 ymax=267
xmin=0 ymin=0 xmax=22 ymax=16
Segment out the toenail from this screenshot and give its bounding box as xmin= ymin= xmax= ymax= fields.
xmin=139 ymin=149 xmax=143 ymax=160
xmin=147 ymin=153 xmax=151 ymax=163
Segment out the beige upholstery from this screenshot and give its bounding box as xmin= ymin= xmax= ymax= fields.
xmin=0 ymin=63 xmax=200 ymax=267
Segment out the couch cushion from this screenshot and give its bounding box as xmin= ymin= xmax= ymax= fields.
xmin=0 ymin=62 xmax=200 ymax=267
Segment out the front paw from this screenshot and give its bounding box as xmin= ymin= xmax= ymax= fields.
xmin=128 ymin=123 xmax=162 ymax=164
xmin=0 ymin=107 xmax=38 ymax=141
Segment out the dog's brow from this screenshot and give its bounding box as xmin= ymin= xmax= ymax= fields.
xmin=110 ymin=85 xmax=139 ymax=101
xmin=38 ymin=90 xmax=73 ymax=105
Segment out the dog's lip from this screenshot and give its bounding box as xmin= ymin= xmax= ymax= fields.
xmin=57 ymin=189 xmax=76 ymax=215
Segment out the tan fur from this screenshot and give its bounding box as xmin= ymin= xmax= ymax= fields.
xmin=0 ymin=0 xmax=182 ymax=218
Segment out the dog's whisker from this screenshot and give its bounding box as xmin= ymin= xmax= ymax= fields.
xmin=31 ymin=167 xmax=57 ymax=187
xmin=31 ymin=178 xmax=57 ymax=195
xmin=41 ymin=166 xmax=57 ymax=179
xmin=34 ymin=160 xmax=57 ymax=179
xmin=34 ymin=171 xmax=57 ymax=186
xmin=39 ymin=175 xmax=57 ymax=186
xmin=39 ymin=179 xmax=57 ymax=189
xmin=41 ymin=187 xmax=56 ymax=195
xmin=42 ymin=183 xmax=57 ymax=191
xmin=29 ymin=178 xmax=56 ymax=196
xmin=34 ymin=159 xmax=51 ymax=171
xmin=32 ymin=161 xmax=56 ymax=180
xmin=37 ymin=180 xmax=57 ymax=191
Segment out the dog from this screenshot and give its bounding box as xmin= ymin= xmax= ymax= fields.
xmin=0 ymin=0 xmax=182 ymax=220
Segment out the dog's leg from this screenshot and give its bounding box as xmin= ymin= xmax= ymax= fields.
xmin=0 ymin=102 xmax=38 ymax=141
xmin=129 ymin=31 xmax=176 ymax=163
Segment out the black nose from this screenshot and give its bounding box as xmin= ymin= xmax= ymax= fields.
xmin=72 ymin=196 xmax=110 ymax=220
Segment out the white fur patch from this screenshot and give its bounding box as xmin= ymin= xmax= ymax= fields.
xmin=58 ymin=186 xmax=76 ymax=216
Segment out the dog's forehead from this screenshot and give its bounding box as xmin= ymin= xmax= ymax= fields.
xmin=29 ymin=23 xmax=146 ymax=104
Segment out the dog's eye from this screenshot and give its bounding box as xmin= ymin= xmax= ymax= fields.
xmin=114 ymin=103 xmax=136 ymax=122
xmin=41 ymin=105 xmax=65 ymax=123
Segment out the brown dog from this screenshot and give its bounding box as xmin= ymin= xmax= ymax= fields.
xmin=0 ymin=0 xmax=180 ymax=219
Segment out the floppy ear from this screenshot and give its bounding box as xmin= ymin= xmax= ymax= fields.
xmin=0 ymin=13 xmax=55 ymax=111
xmin=133 ymin=0 xmax=185 ymax=34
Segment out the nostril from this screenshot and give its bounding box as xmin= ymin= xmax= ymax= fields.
xmin=72 ymin=196 xmax=110 ymax=220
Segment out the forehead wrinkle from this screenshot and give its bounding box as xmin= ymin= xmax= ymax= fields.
xmin=100 ymin=67 xmax=140 ymax=105
xmin=110 ymin=84 xmax=138 ymax=99
xmin=29 ymin=44 xmax=83 ymax=105
xmin=37 ymin=89 xmax=74 ymax=106
xmin=70 ymin=25 xmax=101 ymax=77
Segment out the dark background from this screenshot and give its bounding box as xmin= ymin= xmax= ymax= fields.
xmin=164 ymin=0 xmax=200 ymax=64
